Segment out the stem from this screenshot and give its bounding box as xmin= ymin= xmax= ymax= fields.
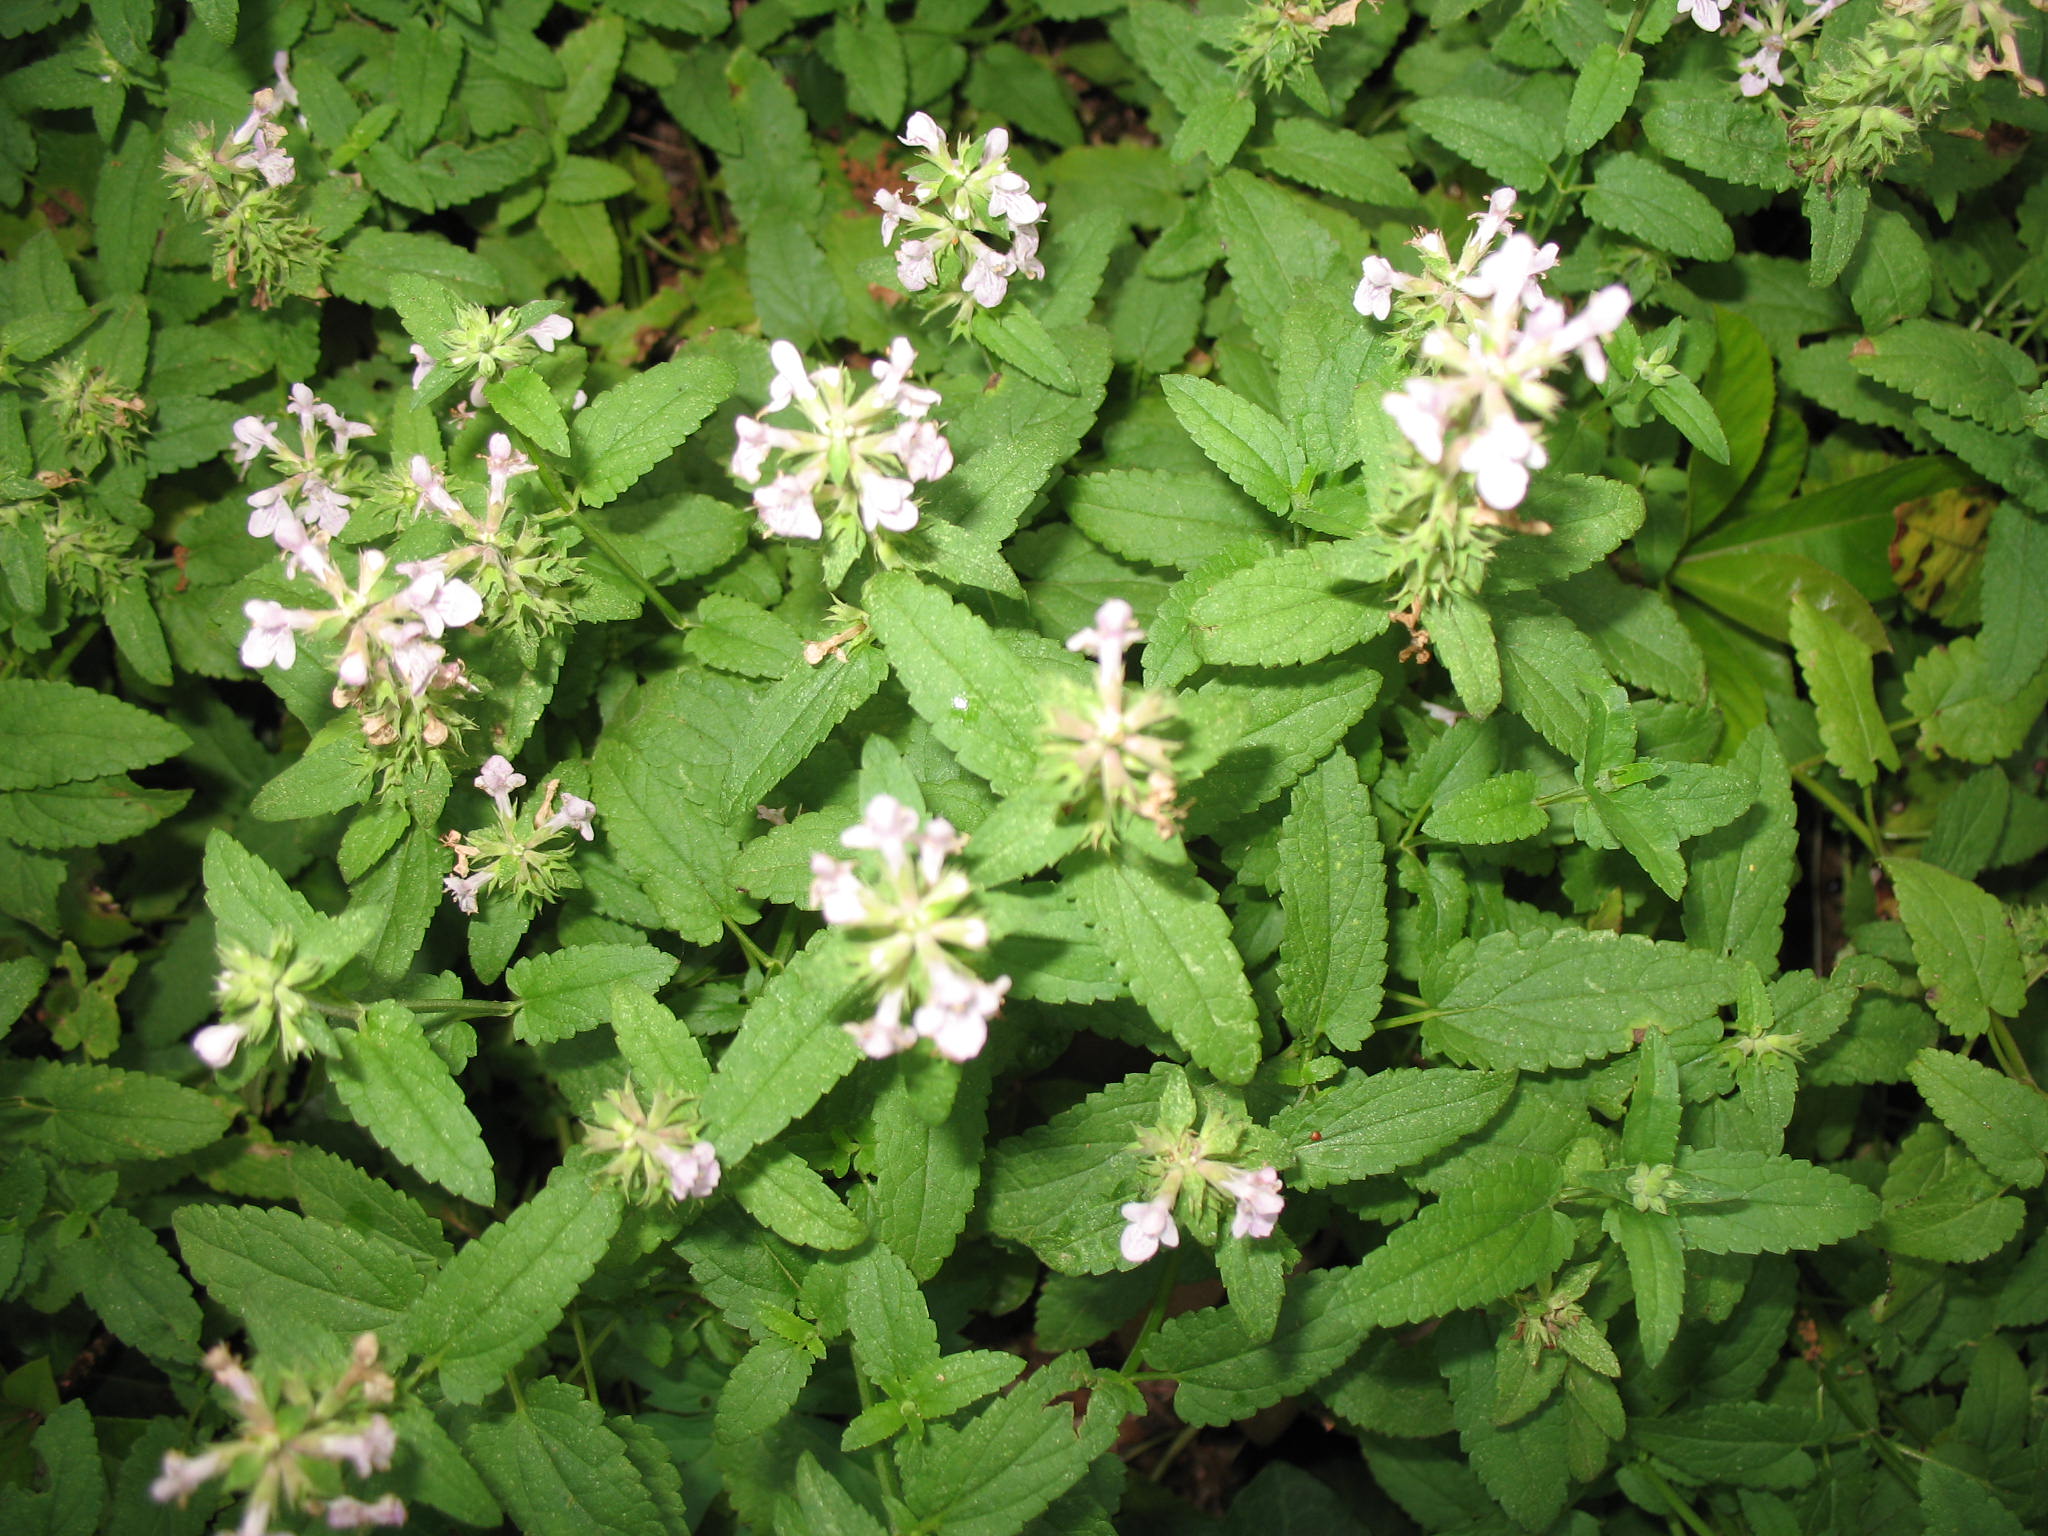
xmin=1617 ymin=0 xmax=1654 ymax=53
xmin=517 ymin=436 xmax=692 ymax=632
xmin=1789 ymin=768 xmax=1882 ymax=859
xmin=1120 ymin=1247 xmax=1183 ymax=1375
xmin=396 ymin=998 xmax=519 ymax=1018
xmin=1809 ymin=1356 xmax=1920 ymax=1495
xmin=570 ymin=1308 xmax=600 ymax=1406
xmin=851 ymin=1361 xmax=903 ymax=1504
xmin=1986 ymin=1015 xmax=2040 ymax=1089
xmin=724 ymin=917 xmax=781 ymax=974
xmin=1635 ymin=1463 xmax=1721 ymax=1536
xmin=1148 ymin=1423 xmax=1201 ymax=1484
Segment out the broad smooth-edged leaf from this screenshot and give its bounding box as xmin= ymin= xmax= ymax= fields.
xmin=464 ymin=1378 xmax=669 ymax=1536
xmin=1423 ymin=929 xmax=1737 ymax=1071
xmin=402 ymin=1166 xmax=625 ymax=1404
xmin=330 ymin=1001 xmax=495 ymax=1205
xmin=570 ymin=353 xmax=736 ymax=506
xmin=1908 ymin=1048 xmax=2048 ymax=1189
xmin=1689 ymin=309 xmax=1775 ymax=533
xmin=1886 ymin=858 xmax=2027 ymax=1038
xmin=1147 ymin=1269 xmax=1370 ymax=1426
xmin=1349 ymin=1155 xmax=1573 ymax=1326
xmin=728 ymin=1147 xmax=868 ymax=1250
xmin=1160 ymin=374 xmax=1301 ymax=515
xmin=864 ymin=570 xmax=1048 ymax=794
xmin=506 ymin=943 xmax=680 ymax=1044
xmin=1277 ymin=751 xmax=1387 ymax=1051
xmin=1670 ymin=1149 xmax=1879 ymax=1254
xmin=700 ymin=936 xmax=864 ymax=1166
xmin=1273 ymin=1067 xmax=1514 ymax=1187
xmin=1067 ymin=849 xmax=1261 ymax=1083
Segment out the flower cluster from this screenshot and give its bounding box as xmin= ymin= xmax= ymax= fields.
xmin=1044 ymin=600 xmax=1186 ymax=845
xmin=406 ymin=300 xmax=576 ymax=408
xmin=441 ymin=755 xmax=597 ymax=915
xmin=1352 ymin=189 xmax=1630 ymax=632
xmin=1120 ymin=1099 xmax=1285 ymax=1264
xmin=194 ymin=932 xmax=337 ymax=1073
xmin=1229 ymin=0 xmax=1362 ymax=98
xmin=875 ymin=112 xmax=1044 ymax=325
xmin=583 ymin=1078 xmax=721 ymax=1206
xmin=160 ymin=81 xmax=327 ymax=307
xmin=151 ymin=1334 xmax=404 ymax=1535
xmin=37 ymin=359 xmax=150 ymax=470
xmin=808 ymin=795 xmax=1010 ymax=1062
xmin=1678 ymin=0 xmax=1845 ymax=98
xmin=732 ymin=337 xmax=953 ymax=570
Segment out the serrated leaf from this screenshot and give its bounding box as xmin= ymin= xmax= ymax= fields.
xmin=1886 ymin=859 xmax=2026 ymax=1038
xmin=176 ymin=1203 xmax=426 ymax=1348
xmin=1423 ymin=930 xmax=1736 ymax=1071
xmin=1633 ymin=1402 xmax=1814 ymax=1489
xmin=8 ymin=1060 xmax=230 ymax=1162
xmin=1147 ymin=1269 xmax=1368 ymax=1425
xmin=1670 ymin=1150 xmax=1878 ymax=1254
xmin=1606 ymin=1203 xmax=1684 ymax=1368
xmin=507 ymin=943 xmax=680 ymax=1044
xmin=1064 ymin=469 xmax=1276 ymax=571
xmin=484 ymin=367 xmax=570 ymax=458
xmin=1257 ymin=119 xmax=1416 ymax=205
xmin=1853 ymin=319 xmax=2035 ymax=432
xmin=1875 ymin=1122 xmax=2024 ymax=1262
xmin=610 ymin=985 xmax=710 ymax=1096
xmin=0 ymin=679 xmax=187 ymax=790
xmin=870 ymin=1065 xmax=988 ymax=1281
xmin=330 ymin=1001 xmax=495 ymax=1205
xmin=1904 ymin=633 xmax=2048 ymax=764
xmin=722 ymin=650 xmax=888 ymax=819
xmin=465 ymin=1378 xmax=667 ymax=1536
xmin=570 ymin=353 xmax=735 ymax=507
xmin=74 ymin=1206 xmax=201 ymax=1363
xmin=897 ymin=1357 xmax=1105 ymax=1536
xmin=843 ymin=1242 xmax=940 ymax=1386
xmin=1160 ymin=375 xmax=1301 ymax=515
xmin=1909 ymin=1049 xmax=2048 ymax=1189
xmin=403 ymin=1167 xmax=625 ymax=1404
xmin=1185 ymin=659 xmax=1383 ymax=833
xmin=864 ymin=571 xmax=1048 ymax=794
xmin=1640 ymin=96 xmax=1795 ymax=192
xmin=729 ymin=1148 xmax=867 ymax=1250
xmin=1424 ymin=772 xmax=1547 ymax=845
xmin=1565 ymin=48 xmax=1644 ymax=154
xmin=1274 ymin=1067 xmax=1513 ymax=1187
xmin=0 ymin=775 xmax=187 ymax=850
xmin=1585 ymin=152 xmax=1734 ymax=262
xmin=716 ymin=1336 xmax=814 ymax=1446
xmin=974 ymin=305 xmax=1080 ymax=393
xmin=700 ymin=936 xmax=864 ymax=1166
xmin=1350 ymin=1156 xmax=1573 ymax=1326
xmin=589 ymin=739 xmax=737 ymax=944
xmin=1408 ymin=98 xmax=1553 ymax=190
xmin=1068 ymin=850 xmax=1260 ymax=1084
xmin=1277 ymin=750 xmax=1387 ymax=1052
xmin=1189 ymin=543 xmax=1390 ymax=665
xmin=1789 ymin=595 xmax=1896 ymax=787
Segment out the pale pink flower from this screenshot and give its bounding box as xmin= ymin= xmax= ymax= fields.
xmin=444 ymin=868 xmax=493 ymax=914
xmin=540 ymin=793 xmax=598 ymax=841
xmin=150 ymin=1448 xmax=226 ymax=1503
xmin=858 ymin=471 xmax=918 ymax=533
xmin=241 ymin=599 xmax=309 ymax=670
xmin=1009 ymin=222 xmax=1044 ymax=281
xmin=987 ymin=171 xmax=1043 ymax=227
xmin=1471 ymin=186 xmax=1519 ymax=248
xmin=1678 ymin=0 xmax=1724 ymax=27
xmin=1353 ymin=255 xmax=1399 ymax=321
xmin=891 ymin=419 xmax=953 ymax=481
xmin=1065 ymin=599 xmax=1144 ymax=663
xmin=232 ymin=415 xmax=280 ymax=466
xmin=900 ymin=111 xmax=946 ymax=151
xmin=843 ymin=794 xmax=920 ymax=869
xmin=754 ymin=470 xmax=823 ymax=540
xmin=657 ymin=1141 xmax=721 ymax=1200
xmin=895 ymin=238 xmax=938 ymax=292
xmin=524 ymin=314 xmax=573 ymax=351
xmin=875 ymin=187 xmax=918 ymax=243
xmin=1383 ymin=380 xmax=1450 ymax=464
xmin=475 ymin=755 xmax=526 ymax=810
xmin=189 ymin=1024 xmax=247 ymax=1071
xmin=398 ymin=565 xmax=483 ymax=637
xmin=809 ymin=854 xmax=869 ymax=926
xmin=962 ymin=250 xmax=1010 ymax=308
xmin=1460 ymin=414 xmax=1546 ymax=511
xmin=407 ymin=455 xmax=463 ymax=518
xmin=1737 ymin=40 xmax=1786 ymax=95
xmin=1119 ymin=1195 xmax=1180 ymax=1264
xmin=980 ymin=126 xmax=1010 ymax=159
xmin=317 ymin=1415 xmax=396 ymax=1479
xmin=483 ymin=432 xmax=534 ymax=505
xmin=847 ymin=987 xmax=918 ymax=1058
xmin=732 ymin=416 xmax=776 ymax=483
xmin=912 ymin=966 xmax=1007 ymax=1062
xmin=409 ymin=344 xmax=436 ymax=389
xmin=325 ymin=1494 xmax=408 ymax=1529
xmin=766 ymin=339 xmax=817 ymax=414
xmin=1220 ymin=1165 xmax=1285 ymax=1240
xmin=914 ymin=817 xmax=967 ymax=886
xmin=870 ymin=337 xmax=939 ymax=417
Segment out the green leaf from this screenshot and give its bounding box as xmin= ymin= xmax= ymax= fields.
xmin=1423 ymin=929 xmax=1736 ymax=1071
xmin=74 ymin=1206 xmax=201 ymax=1363
xmin=1147 ymin=1270 xmax=1369 ymax=1425
xmin=1423 ymin=772 xmax=1547 ymax=845
xmin=1670 ymin=1150 xmax=1879 ymax=1254
xmin=1909 ymin=1049 xmax=2048 ymax=1189
xmin=1846 ymin=208 xmax=1932 ymax=330
xmin=1494 ymin=599 xmax=1609 ymax=755
xmin=1633 ymin=1402 xmax=1814 ymax=1490
xmin=1257 ymin=119 xmax=1416 ymax=205
xmin=1185 ymin=659 xmax=1383 ymax=833
xmin=1565 ymin=48 xmax=1644 ymax=154
xmin=0 ymin=775 xmax=186 ymax=850
xmin=1274 ymin=1067 xmax=1514 ymax=1187
xmin=700 ymin=937 xmax=865 ymax=1166
xmin=974 ymin=306 xmax=1080 ymax=394
xmin=1606 ymin=1203 xmax=1684 ymax=1368
xmin=551 ymin=14 xmax=625 ymax=140
xmin=331 ymin=1001 xmax=495 ymax=1205
xmin=897 ymin=1356 xmax=1106 ymax=1536
xmin=1189 ymin=542 xmax=1391 ymax=666
xmin=507 ymin=943 xmax=680 ymax=1045
xmin=549 ymin=154 xmax=636 ymax=204
xmin=176 ymin=1203 xmax=427 ymax=1348
xmin=1490 ymin=474 xmax=1646 ymax=591
xmin=1979 ymin=504 xmax=2048 ymax=692
xmin=729 ymin=1148 xmax=867 ymax=1250
xmin=833 ymin=9 xmax=908 ymax=127
xmin=0 ymin=679 xmax=187 ymax=791
xmin=1350 ymin=1155 xmax=1574 ymax=1325
xmin=610 ymin=985 xmax=710 ymax=1096
xmin=1408 ymin=98 xmax=1554 ymax=190
xmin=1919 ymin=1457 xmax=2030 ymax=1536
xmin=792 ymin=1454 xmax=889 ymax=1536
xmin=465 ymin=1378 xmax=668 ymax=1536
xmin=747 ymin=217 xmax=844 ymax=352
xmin=1064 ymin=469 xmax=1276 ymax=571
xmin=1640 ymin=96 xmax=1795 ymax=192
xmin=7 ymin=1060 xmax=230 ymax=1162
xmin=1585 ymin=152 xmax=1734 ymax=261
xmin=1804 ymin=181 xmax=1868 ymax=286
xmin=1277 ymin=750 xmax=1387 ymax=1052
xmin=0 ymin=1400 xmax=101 ymax=1536
xmin=103 ymin=578 xmax=172 ymax=686
xmin=1160 ymin=375 xmax=1302 ymax=516
xmin=328 ymin=230 xmax=508 ymax=307
xmin=1649 ymin=371 xmax=1731 ymax=463
xmin=1874 ymin=1122 xmax=2025 ymax=1262
xmin=869 ymin=1065 xmax=988 ymax=1281
xmin=484 ymin=367 xmax=570 ymax=458
xmin=1886 ymin=859 xmax=2027 ymax=1038
xmin=1853 ymin=319 xmax=2035 ymax=432
xmin=1788 ymin=594 xmax=1896 ymax=788
xmin=589 ymin=739 xmax=738 ymax=944
xmin=864 ymin=571 xmax=1048 ymax=795
xmin=570 ymin=353 xmax=736 ymax=507
xmin=1689 ymin=309 xmax=1775 ymax=532
xmin=1904 ymin=632 xmax=2048 ymax=764
xmin=716 ymin=1336 xmax=814 ymax=1446
xmin=403 ymin=1166 xmax=625 ymax=1404
xmin=842 ymin=1241 xmax=940 ymax=1385
xmin=1068 ymin=849 xmax=1261 ymax=1084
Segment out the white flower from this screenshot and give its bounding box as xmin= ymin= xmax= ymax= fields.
xmin=912 ymin=966 xmax=1008 ymax=1062
xmin=809 ymin=854 xmax=869 ymax=926
xmin=1065 ymin=598 xmax=1144 ymax=664
xmin=914 ymin=817 xmax=968 ymax=886
xmin=754 ymin=470 xmax=823 ymax=540
xmin=901 ymin=111 xmax=947 ymax=150
xmin=389 ymin=633 xmax=444 ymax=697
xmin=846 ymin=988 xmax=918 ymax=1058
xmin=271 ymin=515 xmax=331 ymax=583
xmin=190 ymin=1023 xmax=247 ymax=1071
xmin=150 ymin=1449 xmax=225 ymax=1504
xmin=1737 ymin=41 xmax=1786 ymax=94
xmin=657 ymin=1141 xmax=721 ymax=1201
xmin=444 ymin=868 xmax=493 ymax=914
xmin=246 ymin=482 xmax=295 ymax=539
xmin=316 ymin=1415 xmax=397 ymax=1479
xmin=398 ymin=566 xmax=483 ymax=637
xmin=843 ymin=794 xmax=920 ymax=869
xmin=1009 ymin=222 xmax=1044 ymax=281
xmin=241 ymin=599 xmax=310 ymax=670
xmin=875 ymin=187 xmax=918 ymax=243
xmin=1471 ymin=186 xmax=1519 ymax=249
xmin=858 ymin=471 xmax=919 ymax=533
xmin=1383 ymin=380 xmax=1450 ymax=464
xmin=962 ymin=250 xmax=1011 ymax=308
xmin=272 ymin=50 xmax=299 ymax=108
xmin=895 ymin=238 xmax=938 ymax=292
xmin=1119 ymin=1195 xmax=1180 ymax=1264
xmin=1353 ymin=255 xmax=1399 ymax=321
xmin=1677 ymin=0 xmax=1724 ymax=27
xmin=891 ymin=419 xmax=954 ymax=482
xmin=1459 ymin=413 xmax=1547 ymax=511
xmin=232 ymin=415 xmax=280 ymax=466
xmin=483 ymin=432 xmax=535 ymax=505
xmin=300 ymin=476 xmax=353 ymax=536
xmin=870 ymin=337 xmax=940 ymax=418
xmin=987 ymin=171 xmax=1043 ymax=228
xmin=1220 ymin=1165 xmax=1285 ymax=1240
xmin=285 ymin=382 xmax=324 ymax=437
xmin=524 ymin=314 xmax=573 ymax=351
xmin=475 ymin=755 xmax=526 ymax=809
xmin=766 ymin=339 xmax=818 ymax=414
xmin=407 ymin=455 xmax=463 ymax=517
xmin=325 ymin=1494 xmax=408 ymax=1529
xmin=541 ymin=793 xmax=598 ymax=841
xmin=732 ymin=416 xmax=777 ymax=484
xmin=981 ymin=126 xmax=1010 ymax=160
xmin=409 ymin=344 xmax=437 ymax=389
